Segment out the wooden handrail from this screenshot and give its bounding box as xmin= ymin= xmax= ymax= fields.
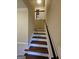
xmin=44 ymin=21 xmax=59 ymax=59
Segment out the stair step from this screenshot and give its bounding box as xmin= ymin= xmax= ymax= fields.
xmin=25 ymin=46 xmax=48 ymax=54
xmin=32 ymin=38 xmax=47 ymax=42
xmin=33 ymin=34 xmax=46 ymax=37
xmin=24 ymin=51 xmax=49 ymax=57
xmin=34 ymin=31 xmax=45 ymax=33
xmin=25 ymin=54 xmax=49 ymax=59
xmin=31 ymin=41 xmax=47 ymax=45
xmin=34 ymin=33 xmax=46 ymax=35
xmin=32 ymin=36 xmax=47 ymax=39
xmin=30 ymin=44 xmax=47 ymax=48
xmin=34 ymin=29 xmax=45 ymax=32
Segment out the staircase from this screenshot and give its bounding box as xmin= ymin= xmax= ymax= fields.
xmin=24 ymin=24 xmax=54 ymax=59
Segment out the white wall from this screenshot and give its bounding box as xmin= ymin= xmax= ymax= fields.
xmin=17 ymin=0 xmax=26 ymax=8
xmin=17 ymin=8 xmax=29 ymax=55
xmin=17 ymin=0 xmax=35 ymax=55
xmin=17 ymin=0 xmax=29 ymax=55
xmin=17 ymin=8 xmax=28 ymax=44
xmin=46 ymin=0 xmax=61 ymax=59
xmin=23 ymin=0 xmax=35 ymax=44
xmin=28 ymin=8 xmax=34 ymax=44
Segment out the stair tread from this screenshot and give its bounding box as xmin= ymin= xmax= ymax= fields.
xmin=25 ymin=54 xmax=49 ymax=59
xmin=25 ymin=46 xmax=48 ymax=54
xmin=32 ymin=36 xmax=47 ymax=39
xmin=31 ymin=41 xmax=47 ymax=45
xmin=34 ymin=29 xmax=45 ymax=32
xmin=34 ymin=33 xmax=46 ymax=35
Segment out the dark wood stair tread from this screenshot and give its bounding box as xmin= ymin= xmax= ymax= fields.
xmin=25 ymin=46 xmax=48 ymax=54
xmin=34 ymin=33 xmax=46 ymax=35
xmin=34 ymin=29 xmax=45 ymax=32
xmin=25 ymin=54 xmax=49 ymax=59
xmin=31 ymin=41 xmax=47 ymax=45
xmin=32 ymin=36 xmax=47 ymax=39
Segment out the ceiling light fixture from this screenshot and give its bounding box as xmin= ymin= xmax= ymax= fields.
xmin=37 ymin=0 xmax=42 ymax=4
